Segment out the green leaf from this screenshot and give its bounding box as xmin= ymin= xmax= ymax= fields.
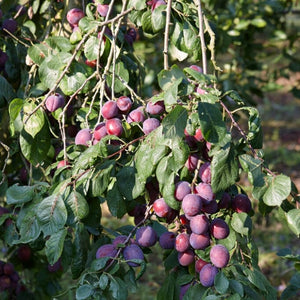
xmin=128 ymin=0 xmax=147 ymax=10
xmin=76 ymin=285 xmax=94 ymax=300
xmin=214 ymin=271 xmax=229 ymax=294
xmin=89 ymin=161 xmax=115 ymax=197
xmin=247 ymin=107 xmax=263 ymax=149
xmin=286 ymin=209 xmax=300 ymax=236
xmin=28 ymin=43 xmax=49 ymax=65
xmin=72 ymin=223 xmax=89 ymax=279
xmin=99 ymin=273 xmax=109 ymax=290
xmin=183 ymin=21 xmax=198 ymax=52
xmin=135 ymin=132 xmax=168 ymax=183
xmin=84 ymin=36 xmax=104 ymax=61
xmin=90 ymin=257 xmax=110 ymax=272
xmin=231 ymin=212 xmax=252 ymax=236
xmin=211 ymin=143 xmax=239 ymax=193
xmin=106 ymin=60 xmax=130 ymax=93
xmin=198 ymin=102 xmax=227 ymax=144
xmin=183 ymin=284 xmax=207 ymax=300
xmin=107 ymin=178 xmax=127 ymax=218
xmin=16 ymin=200 xmax=41 ymax=243
xmin=37 ymin=194 xmax=67 ymax=236
xmin=158 ymin=65 xmax=186 ymax=91
xmin=156 ymin=156 xmax=180 ymax=210
xmin=229 ymin=279 xmax=244 ymax=297
xmin=157 ymin=272 xmax=177 ymax=300
xmin=0 ymin=75 xmax=16 ymax=103
xmin=65 ymin=191 xmax=89 ymax=221
xmin=277 ymin=248 xmax=300 ymax=262
xmin=60 ymin=68 xmax=88 ymax=96
xmin=23 ymin=102 xmax=45 ymax=138
xmin=263 ymin=174 xmax=291 ymax=206
xmin=141 ymin=10 xmax=155 ymax=35
xmin=251 ymin=18 xmax=267 ymax=28
xmin=9 ymin=98 xmax=23 ymax=135
xmin=239 ymin=154 xmax=264 ymax=187
xmin=162 ymin=105 xmax=188 ymax=139
xmin=6 ymin=184 xmax=35 ymax=205
xmin=45 ymin=36 xmax=73 ymax=52
xmin=151 ymin=4 xmax=166 ymax=32
xmin=116 ymin=165 xmax=145 ymax=200
xmin=45 ymin=228 xmax=68 ymax=265
xmin=109 ymin=277 xmax=128 ymax=300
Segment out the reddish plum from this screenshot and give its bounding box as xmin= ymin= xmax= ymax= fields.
xmin=75 ymin=128 xmax=92 ymax=146
xmin=105 ymin=118 xmax=123 ymax=137
xmin=93 ymin=122 xmax=107 ymax=141
xmin=117 ymin=96 xmax=132 ymax=113
xmin=67 ymin=8 xmax=84 ymax=27
xmin=189 ymin=232 xmax=210 ymax=250
xmin=210 ymin=218 xmax=229 ymax=240
xmin=232 ymin=194 xmax=251 ymax=213
xmin=97 ymin=4 xmax=109 ymax=17
xmin=198 ymin=162 xmax=211 ymax=183
xmin=190 ymin=214 xmax=209 ymax=235
xmin=101 ymin=100 xmax=119 ymax=119
xmin=146 ymin=100 xmax=165 ymax=115
xmin=153 ymin=198 xmax=171 ymax=218
xmin=178 ymin=249 xmax=194 ymax=266
xmin=175 ymin=233 xmax=190 ymax=252
xmin=127 ymin=107 xmax=145 ymax=123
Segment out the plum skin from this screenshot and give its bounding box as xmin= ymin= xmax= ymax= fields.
xmin=101 ymin=100 xmax=119 ymax=119
xmin=45 ymin=93 xmax=64 ymax=112
xmin=232 ymin=194 xmax=252 ymax=213
xmin=105 ymin=118 xmax=123 ymax=137
xmin=178 ymin=249 xmax=194 ymax=266
xmin=182 ymin=194 xmax=202 ymax=216
xmin=75 ymin=128 xmax=92 ymax=146
xmin=190 ymin=214 xmax=209 ymax=235
xmin=123 ymin=244 xmax=144 ymax=267
xmin=174 ymin=181 xmax=191 ymax=202
xmin=199 ymin=264 xmax=218 ymax=287
xmin=210 ymin=218 xmax=230 ymax=240
xmin=159 ymin=231 xmax=176 ymax=249
xmin=175 ymin=233 xmax=190 ymax=252
xmin=210 ymin=244 xmax=230 ymax=268
xmin=67 ymin=8 xmax=85 ymax=27
xmin=135 ymin=226 xmax=157 ymax=247
xmin=153 ymin=198 xmax=171 ymax=218
xmin=143 ymin=118 xmax=160 ymax=135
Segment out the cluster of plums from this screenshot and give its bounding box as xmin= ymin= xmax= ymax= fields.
xmin=0 ymin=260 xmax=26 ymax=297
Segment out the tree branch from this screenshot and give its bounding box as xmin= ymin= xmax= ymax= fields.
xmin=164 ymin=0 xmax=172 ymax=70
xmin=194 ymin=0 xmax=207 ymax=74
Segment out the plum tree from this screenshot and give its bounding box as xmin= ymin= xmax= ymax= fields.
xmin=0 ymin=1 xmax=297 ymax=299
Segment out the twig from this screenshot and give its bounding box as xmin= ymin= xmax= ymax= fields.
xmin=194 ymin=0 xmax=207 ymax=74
xmin=203 ymin=15 xmax=223 ymax=74
xmin=104 ymin=204 xmax=154 ymax=271
xmin=0 ymin=142 xmax=10 ymax=186
xmin=3 ymin=29 xmax=30 ymax=48
xmin=24 ymin=28 xmax=95 ymax=124
xmin=219 ymin=99 xmax=276 ymax=176
xmin=163 ymin=0 xmax=172 ymax=70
